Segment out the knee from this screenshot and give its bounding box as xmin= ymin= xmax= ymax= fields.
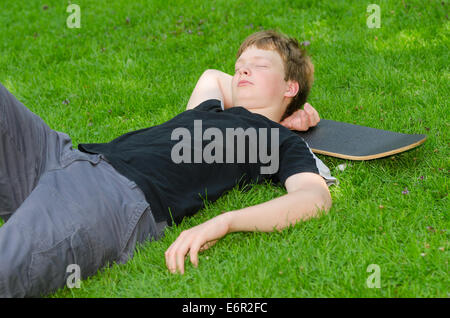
xmin=0 ymin=231 xmax=86 ymax=298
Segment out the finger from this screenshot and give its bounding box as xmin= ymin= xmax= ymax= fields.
xmin=165 ymin=231 xmax=186 ymax=273
xmin=189 ymin=241 xmax=201 ymax=268
xmin=164 ymin=248 xmax=170 ymax=271
xmin=200 ymin=239 xmax=219 ymax=252
xmin=165 ymin=244 xmax=178 ymax=274
xmin=165 ymin=241 xmax=174 ymax=271
xmin=290 ymin=110 xmax=302 ymax=129
xmin=309 ymin=104 xmax=320 ymax=126
xmin=303 ymin=105 xmax=314 ymax=128
xmin=296 ymin=110 xmax=308 ymax=131
xmin=280 ymin=118 xmax=292 ymax=129
xmin=175 ymin=241 xmax=192 ymax=274
xmin=305 ymin=103 xmax=320 ymax=126
xmin=190 ymin=238 xmax=219 ymax=268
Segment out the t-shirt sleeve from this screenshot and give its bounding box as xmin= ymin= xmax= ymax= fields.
xmin=276 ymin=134 xmax=338 ymax=187
xmin=193 ymin=99 xmax=224 ymax=112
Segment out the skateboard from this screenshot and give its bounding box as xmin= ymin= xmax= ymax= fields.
xmin=294 ymin=119 xmax=427 ymax=160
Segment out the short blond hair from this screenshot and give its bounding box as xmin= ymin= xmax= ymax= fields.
xmin=236 ymin=30 xmax=314 ymax=120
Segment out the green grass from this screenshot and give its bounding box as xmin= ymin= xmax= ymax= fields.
xmin=0 ymin=0 xmax=448 ymax=297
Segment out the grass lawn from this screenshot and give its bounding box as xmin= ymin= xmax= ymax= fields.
xmin=0 ymin=0 xmax=448 ymax=297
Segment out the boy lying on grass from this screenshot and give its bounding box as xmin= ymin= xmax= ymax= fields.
xmin=0 ymin=30 xmax=336 ymax=297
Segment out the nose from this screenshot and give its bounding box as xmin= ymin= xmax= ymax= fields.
xmin=237 ymin=65 xmax=251 ymax=76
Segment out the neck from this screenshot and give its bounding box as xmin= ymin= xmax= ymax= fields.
xmin=234 ymin=98 xmax=289 ymax=123
xmin=246 ymin=108 xmax=279 ymax=123
xmin=245 ymin=101 xmax=287 ymax=123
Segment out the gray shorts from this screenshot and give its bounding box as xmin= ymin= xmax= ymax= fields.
xmin=0 ymin=83 xmax=165 ymax=297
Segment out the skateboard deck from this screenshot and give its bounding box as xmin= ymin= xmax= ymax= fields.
xmin=294 ymin=119 xmax=427 ymax=160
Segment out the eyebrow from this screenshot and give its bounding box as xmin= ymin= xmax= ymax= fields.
xmin=235 ymin=56 xmax=271 ymax=64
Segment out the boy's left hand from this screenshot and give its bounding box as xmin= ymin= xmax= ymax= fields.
xmin=280 ymin=103 xmax=320 ymax=131
xmin=164 ymin=214 xmax=230 ymax=274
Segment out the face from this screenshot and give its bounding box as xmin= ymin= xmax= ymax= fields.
xmin=232 ymin=46 xmax=295 ymax=113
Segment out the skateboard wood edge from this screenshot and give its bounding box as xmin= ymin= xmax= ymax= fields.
xmin=310 ymin=136 xmax=427 ymax=160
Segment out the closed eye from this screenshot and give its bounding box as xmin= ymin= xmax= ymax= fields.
xmin=235 ymin=65 xmax=268 ymax=72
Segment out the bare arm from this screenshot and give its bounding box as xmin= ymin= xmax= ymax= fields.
xmin=226 ymin=172 xmax=331 ymax=233
xmin=164 ymin=172 xmax=331 ymax=274
xmin=186 ymin=69 xmax=233 ymax=110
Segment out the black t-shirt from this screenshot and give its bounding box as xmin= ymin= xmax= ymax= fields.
xmin=78 ymin=99 xmax=330 ymax=226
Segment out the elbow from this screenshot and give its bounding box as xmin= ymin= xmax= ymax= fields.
xmin=317 ymin=185 xmax=332 ymax=214
xmin=323 ymin=189 xmax=332 ymax=212
xmin=203 ymin=69 xmax=219 ymax=77
xmin=307 ymin=183 xmax=331 ymax=218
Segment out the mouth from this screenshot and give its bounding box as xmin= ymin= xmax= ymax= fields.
xmin=238 ymin=80 xmax=253 ymax=87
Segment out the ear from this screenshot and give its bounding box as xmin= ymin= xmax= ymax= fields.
xmin=284 ymin=80 xmax=299 ymax=98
